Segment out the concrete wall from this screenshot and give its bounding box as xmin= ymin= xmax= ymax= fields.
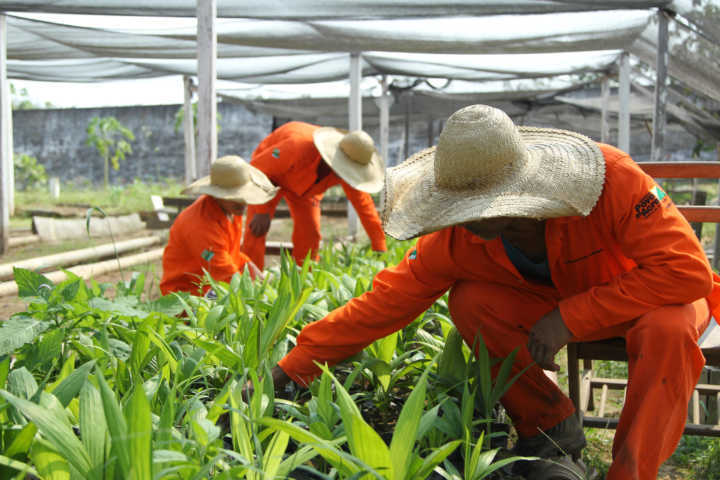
xmin=13 ymin=103 xmax=274 ymax=186
xmin=12 ymin=101 xmax=706 ymax=188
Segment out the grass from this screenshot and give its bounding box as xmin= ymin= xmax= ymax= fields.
xmin=15 ymin=178 xmax=184 ymax=217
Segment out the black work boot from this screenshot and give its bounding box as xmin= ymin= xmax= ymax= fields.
xmin=512 ymin=414 xmax=592 ymax=479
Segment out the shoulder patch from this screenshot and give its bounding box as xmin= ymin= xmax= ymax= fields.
xmin=272 ymin=148 xmax=280 ymax=159
xmin=634 ymin=184 xmax=669 ymax=219
xmin=409 ymin=250 xmax=417 ymax=260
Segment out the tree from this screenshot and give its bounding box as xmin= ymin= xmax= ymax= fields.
xmin=85 ymin=116 xmax=135 ymax=188
xmin=10 ymin=83 xmax=53 ymax=110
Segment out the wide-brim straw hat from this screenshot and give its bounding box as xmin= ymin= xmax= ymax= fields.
xmin=313 ymin=128 xmax=385 ymax=193
xmin=382 ymin=104 xmax=606 ymax=240
xmin=182 ymin=155 xmax=279 ymax=204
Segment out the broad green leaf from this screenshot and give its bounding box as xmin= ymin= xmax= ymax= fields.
xmin=0 ymin=391 xmax=91 ymax=477
xmin=0 ymin=453 xmax=39 ymax=477
xmin=126 ymin=385 xmax=152 ymax=480
xmin=259 ymin=417 xmax=358 ymax=477
xmin=95 ymin=369 xmax=130 ymax=476
xmin=30 ymin=439 xmax=68 ymax=480
xmin=129 ymin=323 xmax=152 ymax=375
xmin=0 ymin=315 xmax=50 ymax=356
xmin=147 ymin=293 xmax=186 ymax=317
xmin=3 ymin=422 xmax=37 ymax=458
xmin=261 ymin=430 xmax=290 ymax=480
xmin=89 ymin=297 xmax=149 ymax=318
xmin=412 ymin=440 xmax=462 ymax=479
xmin=319 ymin=366 xmax=393 ymax=478
xmin=79 ymin=382 xmax=108 ymax=479
xmin=0 ymin=356 xmax=9 ymax=388
xmin=13 ymin=267 xmax=53 ymax=300
xmin=390 ymin=370 xmax=428 ymax=479
xmin=7 ymin=367 xmax=39 ymax=400
xmin=50 ymin=360 xmax=96 ymax=407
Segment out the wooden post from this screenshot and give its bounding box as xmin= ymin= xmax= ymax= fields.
xmin=0 ymin=16 xmax=9 ymax=254
xmin=600 ymin=76 xmax=610 ymax=143
xmin=183 ymin=75 xmax=197 ymax=185
xmin=651 ymin=10 xmax=669 ymax=162
xmin=618 ymin=52 xmax=631 ymax=154
xmin=196 ymin=0 xmax=217 ymax=178
xmin=347 ymin=52 xmax=362 ymax=238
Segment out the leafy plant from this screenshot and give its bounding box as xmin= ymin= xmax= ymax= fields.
xmin=85 ymin=116 xmax=135 ymax=188
xmin=14 ymin=153 xmax=48 ymax=191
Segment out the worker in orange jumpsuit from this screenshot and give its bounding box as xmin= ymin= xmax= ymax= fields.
xmin=264 ymin=105 xmax=720 ymax=479
xmin=241 ymin=121 xmax=387 ymax=269
xmin=160 ymin=155 xmax=278 ymax=296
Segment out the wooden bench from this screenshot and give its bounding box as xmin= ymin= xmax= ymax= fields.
xmin=567 ymin=161 xmax=720 ymax=437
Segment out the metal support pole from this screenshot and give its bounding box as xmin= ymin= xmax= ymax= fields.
xmin=183 ymin=75 xmax=197 ymax=185
xmin=196 ymin=0 xmax=217 ymax=178
xmin=374 ymin=76 xmax=393 ymax=168
xmin=651 ymin=10 xmax=669 ymax=162
xmin=0 ymin=16 xmax=9 ymax=253
xmin=600 ymin=76 xmax=610 ymax=143
xmin=347 ymin=52 xmax=362 ymax=237
xmin=618 ymin=52 xmax=631 ymax=154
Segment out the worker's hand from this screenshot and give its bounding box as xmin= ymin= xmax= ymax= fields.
xmin=527 ymin=308 xmax=573 ymax=372
xmin=241 ymin=365 xmax=292 ymax=402
xmin=249 ymin=213 xmax=271 ymax=237
xmin=244 ymin=261 xmax=265 ymax=281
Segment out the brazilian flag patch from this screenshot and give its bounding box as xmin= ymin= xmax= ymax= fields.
xmin=272 ymin=148 xmax=280 ymax=159
xmin=650 ymin=185 xmax=667 ymax=201
xmin=201 ymin=249 xmax=215 ymax=262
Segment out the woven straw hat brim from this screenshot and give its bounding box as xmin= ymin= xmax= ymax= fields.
xmin=182 ymin=165 xmax=279 ymax=205
xmin=382 ymin=127 xmax=605 ymax=240
xmin=313 ymin=127 xmax=385 ymax=193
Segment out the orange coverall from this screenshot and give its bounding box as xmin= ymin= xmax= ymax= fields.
xmin=241 ymin=121 xmax=387 ymax=269
xmin=278 ymin=144 xmax=720 ymax=480
xmin=160 ymin=195 xmax=251 ymax=296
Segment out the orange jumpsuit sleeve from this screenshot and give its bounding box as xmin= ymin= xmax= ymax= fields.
xmin=341 ymin=181 xmax=387 ymax=252
xmin=278 ymin=233 xmax=455 ymax=385
xmin=204 ymin=223 xmax=253 ymax=285
xmin=559 ymin=149 xmax=714 ymax=339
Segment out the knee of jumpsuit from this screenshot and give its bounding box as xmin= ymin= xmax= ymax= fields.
xmin=624 ymin=300 xmax=707 ymax=377
xmin=607 ymin=300 xmax=709 ymax=480
xmin=447 ymin=280 xmax=575 ymax=438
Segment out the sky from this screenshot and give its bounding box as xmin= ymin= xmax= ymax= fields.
xmin=11 ymin=13 xmax=199 ymax=108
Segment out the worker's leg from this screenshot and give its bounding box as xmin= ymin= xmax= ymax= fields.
xmin=448 ymin=281 xmax=576 ymax=439
xmin=286 ymin=192 xmax=322 ymax=266
xmin=241 ymin=199 xmax=280 ymax=270
xmin=603 ymin=298 xmax=709 ymax=480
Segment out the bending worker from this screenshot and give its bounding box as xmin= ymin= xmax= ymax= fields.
xmin=160 ymin=155 xmax=278 ymax=296
xmin=241 ymin=121 xmax=387 ymax=269
xmin=266 ymin=105 xmax=720 ymax=479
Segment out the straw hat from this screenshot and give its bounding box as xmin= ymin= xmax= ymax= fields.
xmin=382 ymin=104 xmax=606 ymax=240
xmin=182 ymin=155 xmax=279 ymax=204
xmin=313 ymin=128 xmax=385 ymax=193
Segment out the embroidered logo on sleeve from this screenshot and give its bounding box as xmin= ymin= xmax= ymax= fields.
xmin=634 ymin=185 xmax=669 ymax=218
xmin=201 ymin=249 xmax=215 ymax=262
xmin=409 ymin=250 xmax=417 ymax=260
xmin=272 ymin=148 xmax=280 ymax=159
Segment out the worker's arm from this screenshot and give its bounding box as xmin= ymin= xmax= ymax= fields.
xmin=278 ymin=231 xmax=455 ymax=386
xmin=559 ymin=149 xmax=714 ymax=339
xmin=202 ymin=220 xmax=258 ymax=284
xmin=341 ymin=181 xmax=387 ymax=252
